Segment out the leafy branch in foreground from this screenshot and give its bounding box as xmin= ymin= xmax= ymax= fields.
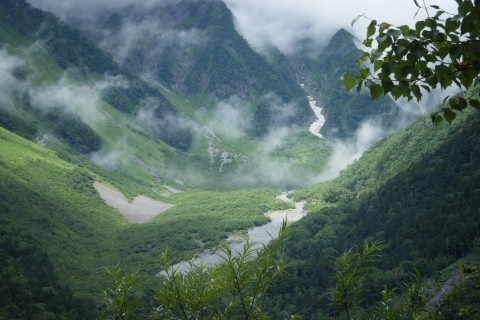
xmin=341 ymin=0 xmax=480 ymax=124
xmin=99 ymin=264 xmax=141 ymax=320
xmin=330 ymin=240 xmax=480 ymax=320
xmin=328 ymin=240 xmax=386 ymax=320
xmin=153 ymin=220 xmax=288 ymax=320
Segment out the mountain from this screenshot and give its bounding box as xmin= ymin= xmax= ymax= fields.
xmin=88 ymin=0 xmax=313 ymax=137
xmin=0 ymin=0 xmax=193 ymax=151
xmin=266 ymin=106 xmax=480 ymax=318
xmin=281 ymin=29 xmax=403 ymax=139
xmin=1 ymin=0 xmax=478 ymax=318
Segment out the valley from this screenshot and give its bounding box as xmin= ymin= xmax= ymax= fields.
xmin=0 ymin=0 xmax=479 ymax=319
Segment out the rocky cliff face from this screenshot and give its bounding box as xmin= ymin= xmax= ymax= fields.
xmin=90 ymin=0 xmax=313 ymax=137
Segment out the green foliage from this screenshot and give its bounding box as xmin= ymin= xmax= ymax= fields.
xmin=53 ymin=114 xmax=103 ymax=153
xmin=0 ymin=0 xmax=120 ymax=75
xmin=105 ymin=222 xmax=287 ymax=320
xmin=99 ymin=264 xmax=141 ymax=320
xmin=101 ymin=0 xmax=311 ymax=137
xmin=0 ymin=231 xmax=96 ymax=319
xmin=0 ymin=110 xmax=38 ymax=140
xmin=344 ymin=0 xmax=480 ymax=123
xmin=330 ymin=244 xmax=480 ymax=320
xmin=299 ymin=29 xmax=400 ymax=139
xmin=0 ymin=0 xmax=193 ymax=151
xmin=329 ymin=240 xmax=386 ymax=319
xmin=267 ymin=106 xmax=480 ymax=319
xmin=0 ymin=126 xmax=294 ymax=317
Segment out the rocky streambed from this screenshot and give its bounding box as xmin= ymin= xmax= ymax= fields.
xmin=162 ymin=193 xmax=306 ymax=274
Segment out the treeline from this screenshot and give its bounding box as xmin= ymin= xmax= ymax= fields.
xmin=266 ymin=108 xmax=480 ymax=318
xmin=0 ymin=231 xmax=95 ymax=319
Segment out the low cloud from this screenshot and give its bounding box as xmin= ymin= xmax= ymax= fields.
xmin=0 ymin=50 xmax=24 ymax=114
xmin=100 ymin=18 xmax=207 ymax=66
xmin=223 ymin=0 xmax=457 ymax=55
xmin=136 ymin=99 xmax=194 ymax=139
xmin=90 ymin=138 xmax=128 ymax=169
xmin=28 ymin=75 xmax=127 ymax=126
xmin=315 ymin=120 xmax=386 ymax=182
xmin=206 ymin=96 xmax=251 ymax=140
xmin=27 ymin=0 xmax=181 ymax=28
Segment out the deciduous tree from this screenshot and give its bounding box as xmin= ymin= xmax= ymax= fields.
xmin=342 ymin=0 xmax=480 ymax=124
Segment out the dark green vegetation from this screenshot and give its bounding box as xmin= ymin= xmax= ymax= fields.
xmin=100 ymin=225 xmax=287 ymax=320
xmin=0 ymin=127 xmax=290 ymax=316
xmin=0 ymin=231 xmax=96 ymax=319
xmin=343 ymin=0 xmax=480 ymax=124
xmin=0 ymin=0 xmax=479 ymax=318
xmin=266 ymin=106 xmax=480 ymax=319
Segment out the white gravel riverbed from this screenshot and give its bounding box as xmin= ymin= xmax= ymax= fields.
xmin=161 ymin=193 xmax=306 ymax=274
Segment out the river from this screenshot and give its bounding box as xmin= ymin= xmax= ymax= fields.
xmin=161 ymin=193 xmax=306 ymax=274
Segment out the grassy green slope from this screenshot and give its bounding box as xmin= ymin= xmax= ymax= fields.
xmin=0 ymin=127 xmax=126 ymax=294
xmin=0 ymin=126 xmax=291 ymax=305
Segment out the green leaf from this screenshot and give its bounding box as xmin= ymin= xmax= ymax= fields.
xmin=374 ymin=60 xmax=383 ymax=72
xmin=391 ymin=85 xmax=403 ymax=100
xmin=343 ymin=75 xmax=356 ymax=91
xmin=443 ymin=108 xmax=457 ymax=123
xmin=449 ymin=97 xmax=467 ymax=111
xmin=401 ymin=65 xmax=415 ymax=78
xmin=381 ymin=61 xmax=393 ymax=76
xmin=470 ymin=99 xmax=480 ymax=110
xmin=415 ymin=21 xmax=426 ymax=34
xmin=431 ymin=113 xmax=443 ymax=125
xmin=359 ymin=68 xmax=370 ymax=78
xmin=387 ymin=29 xmax=402 ymax=40
xmin=421 ymin=85 xmax=431 ymax=93
xmin=381 ymin=79 xmax=394 ymax=94
xmin=411 ymin=85 xmax=422 ymax=102
xmin=368 ymin=82 xmax=384 ymax=100
xmin=425 ymin=18 xmax=438 ymax=30
xmin=399 ymin=25 xmax=410 ymax=34
xmin=363 ymin=38 xmax=373 ymax=48
xmin=359 ymin=51 xmax=370 ymax=62
xmin=367 ymin=20 xmax=377 ymax=38
xmin=449 ymin=45 xmax=463 ymax=60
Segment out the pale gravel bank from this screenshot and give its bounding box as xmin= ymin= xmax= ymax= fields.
xmin=94 ymin=182 xmax=174 ymax=223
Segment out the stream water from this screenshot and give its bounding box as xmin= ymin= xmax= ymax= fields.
xmin=308 ymin=95 xmax=326 ymax=138
xmin=161 ymin=194 xmax=306 ymax=274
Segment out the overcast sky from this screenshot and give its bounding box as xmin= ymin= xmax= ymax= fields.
xmin=27 ymin=0 xmax=457 ymax=54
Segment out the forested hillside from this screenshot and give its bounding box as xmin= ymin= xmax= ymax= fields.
xmin=0 ymin=125 xmax=292 ymax=318
xmin=0 ymin=0 xmax=478 ymax=318
xmin=267 ymin=106 xmax=480 ymax=318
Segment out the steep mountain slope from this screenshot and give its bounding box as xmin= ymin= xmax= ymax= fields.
xmin=266 ymin=106 xmax=480 ymax=318
xmin=0 ymin=0 xmax=193 ymax=151
xmin=90 ymin=0 xmax=313 ymax=138
xmin=283 ymin=29 xmax=402 ymax=139
xmin=1 ymin=0 xmax=334 ymax=189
